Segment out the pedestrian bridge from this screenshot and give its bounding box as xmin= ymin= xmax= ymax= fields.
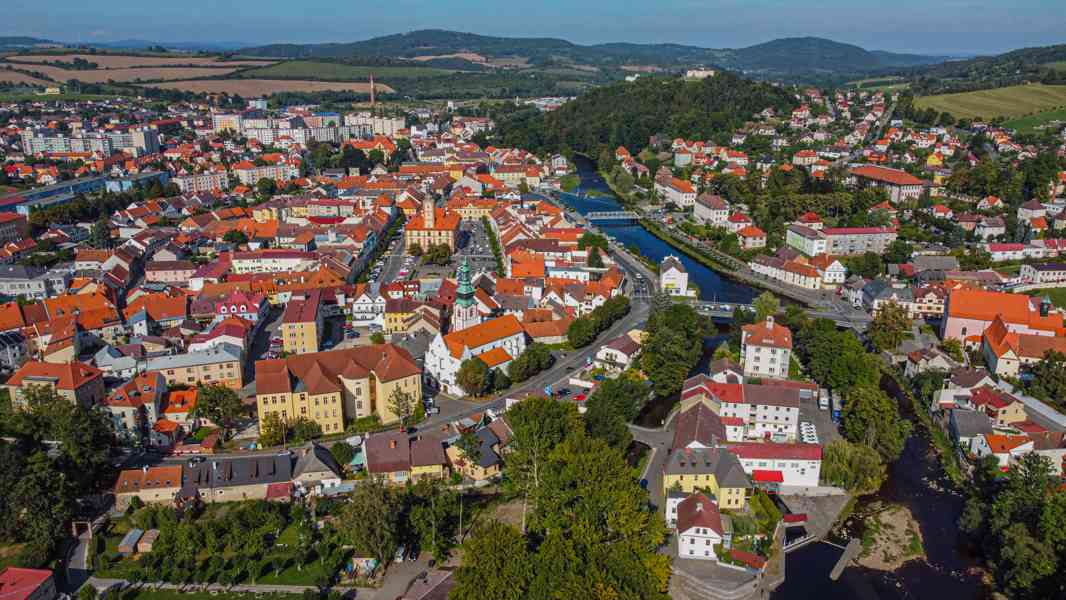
xmin=586 ymin=210 xmax=640 ymax=222
xmin=691 ymin=301 xmax=756 ymax=319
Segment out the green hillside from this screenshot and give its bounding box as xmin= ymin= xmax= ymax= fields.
xmin=485 ymin=72 xmax=797 ymax=155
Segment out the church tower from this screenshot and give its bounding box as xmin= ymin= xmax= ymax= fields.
xmin=452 ymin=259 xmax=481 ymax=332
xmin=423 ymin=195 xmax=435 ymax=229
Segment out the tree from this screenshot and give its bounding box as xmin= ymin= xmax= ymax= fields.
xmin=820 ymin=439 xmax=886 ymax=494
xmin=386 ymin=388 xmax=416 ymax=426
xmin=641 ymin=302 xmax=706 ymax=398
xmin=457 ymin=357 xmax=490 ymax=397
xmin=407 ymin=479 xmax=460 ymax=562
xmin=844 ymin=251 xmax=883 ymax=278
xmin=407 ymin=244 xmax=423 ymax=257
xmin=941 ymin=338 xmax=964 ymax=362
xmin=1027 ymin=351 xmax=1066 ymax=405
xmin=90 ymin=215 xmax=111 ymax=249
xmin=506 ymin=398 xmax=580 ymax=522
xmin=868 ymin=301 xmax=911 ymax=353
xmin=842 ymin=385 xmax=912 ymax=462
xmin=583 ymin=377 xmax=647 ymax=449
xmin=340 ymin=477 xmax=400 ymax=566
xmin=256 ymin=177 xmax=277 ymax=197
xmin=194 ymin=384 xmax=244 ymax=438
xmin=370 ymin=331 xmax=386 ymax=344
xmin=450 ymin=522 xmax=533 ymax=600
xmin=587 ymin=246 xmax=604 ymax=268
xmin=455 ymin=430 xmax=483 ymax=467
xmin=223 ymin=230 xmax=249 ymax=245
xmin=78 ymin=583 xmax=98 ymax=600
xmin=330 ymin=441 xmax=354 ymax=467
xmin=259 ymin=412 xmax=286 ymax=447
xmin=752 ymin=291 xmax=780 ymax=322
xmin=577 ymin=232 xmax=608 ymax=251
xmin=291 ymin=418 xmax=322 ymax=442
xmin=884 ymin=239 xmax=914 ymax=264
xmin=565 ymin=317 xmax=597 ymax=348
xmin=422 ymin=243 xmax=452 ymax=266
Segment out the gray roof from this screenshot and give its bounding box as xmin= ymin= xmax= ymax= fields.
xmin=0 ymin=264 xmax=46 ymax=280
xmin=661 ymin=255 xmax=686 ymax=274
xmin=912 ymin=255 xmax=960 ymax=273
xmin=293 ymin=442 xmax=343 ymax=480
xmin=180 ymin=453 xmax=293 ymax=495
xmin=950 ymin=409 xmax=994 ymax=438
xmin=144 ymin=343 xmax=242 ymax=371
xmin=664 ymin=446 xmax=750 ymax=489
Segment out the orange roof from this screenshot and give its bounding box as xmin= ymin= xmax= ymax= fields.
xmin=164 ymin=389 xmax=198 ymax=414
xmin=113 ymin=465 xmax=182 ymax=494
xmin=478 ymin=347 xmax=513 ymax=368
xmin=443 ymin=315 xmax=525 ymax=359
xmin=983 ymin=434 xmax=1031 ymax=454
xmin=737 ymin=225 xmax=766 ymax=238
xmin=948 ymin=289 xmax=1063 ymax=333
xmin=7 ymin=360 xmax=102 ymax=391
xmin=742 ymin=318 xmax=792 ymax=349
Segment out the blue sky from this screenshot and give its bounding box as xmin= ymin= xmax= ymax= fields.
xmin=7 ymin=0 xmax=1065 ymax=55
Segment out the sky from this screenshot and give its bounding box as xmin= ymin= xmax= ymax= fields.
xmin=7 ymin=0 xmax=1065 ymax=55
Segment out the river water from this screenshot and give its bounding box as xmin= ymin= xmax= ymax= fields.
xmin=556 ymin=158 xmax=982 ymax=599
xmin=554 ymin=156 xmax=756 ymax=304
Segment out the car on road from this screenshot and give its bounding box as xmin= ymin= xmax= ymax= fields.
xmin=556 ymin=388 xmax=571 ymax=397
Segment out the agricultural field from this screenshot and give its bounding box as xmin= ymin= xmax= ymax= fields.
xmin=0 ymin=63 xmax=244 ymax=83
xmin=1004 ymin=107 xmax=1066 ymax=133
xmin=241 ymin=60 xmax=453 ymax=80
xmin=141 ymin=79 xmax=393 ymax=95
xmin=6 ymin=53 xmax=274 ymax=68
xmin=915 ymin=83 xmax=1066 ymax=120
xmin=0 ymin=68 xmax=51 ymax=86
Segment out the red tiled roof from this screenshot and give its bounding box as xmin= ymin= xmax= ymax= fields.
xmin=850 ymin=165 xmax=923 ymax=186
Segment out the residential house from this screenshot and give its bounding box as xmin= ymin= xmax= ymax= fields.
xmin=740 ymin=317 xmax=792 ymax=379
xmin=4 ymin=360 xmax=105 ymax=408
xmin=660 ymin=255 xmax=694 ymax=297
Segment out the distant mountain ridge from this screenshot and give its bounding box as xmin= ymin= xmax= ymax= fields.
xmin=238 ymin=29 xmax=947 ymax=78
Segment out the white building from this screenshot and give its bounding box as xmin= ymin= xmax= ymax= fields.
xmin=727 ymin=442 xmax=822 ymax=490
xmin=660 ymin=255 xmax=695 ymax=297
xmin=173 ymin=172 xmax=229 ymax=193
xmin=740 ymin=317 xmax=793 ymax=379
xmin=425 ymin=315 xmax=527 ymax=395
xmin=674 ymin=493 xmax=728 ymax=561
xmin=786 ymin=225 xmax=828 ymax=257
xmin=654 ymin=177 xmax=697 ymax=207
xmin=694 ymin=193 xmax=730 ymax=226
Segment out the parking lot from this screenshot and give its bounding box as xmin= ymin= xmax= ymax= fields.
xmin=798 ymin=392 xmax=842 ymax=445
xmin=365 ymin=226 xmax=406 ymax=285
xmin=454 ymin=219 xmax=499 ymax=273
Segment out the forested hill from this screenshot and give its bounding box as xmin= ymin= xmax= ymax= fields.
xmin=239 ymin=30 xmax=943 ymax=81
xmin=484 ymin=73 xmax=798 ymax=155
xmin=901 ymin=43 xmax=1066 ymax=95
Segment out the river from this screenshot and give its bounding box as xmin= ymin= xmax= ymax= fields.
xmin=554 ymin=156 xmax=757 ymax=304
xmin=556 ymin=157 xmax=981 ymax=599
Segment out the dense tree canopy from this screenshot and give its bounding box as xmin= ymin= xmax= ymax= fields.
xmin=488 ymin=73 xmax=797 ymax=156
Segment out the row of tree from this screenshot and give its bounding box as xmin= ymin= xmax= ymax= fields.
xmin=567 ymin=295 xmax=631 ymax=348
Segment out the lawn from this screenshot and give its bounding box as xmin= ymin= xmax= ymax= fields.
xmin=1004 ymin=107 xmax=1066 ymax=133
xmin=241 ymin=60 xmax=454 ymax=80
xmin=1025 ymin=287 xmax=1066 ymax=309
xmin=115 ymin=590 xmax=300 ymax=600
xmin=915 ymin=84 xmax=1066 ymax=120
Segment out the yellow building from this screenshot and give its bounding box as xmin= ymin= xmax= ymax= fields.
xmin=254 ymin=344 xmax=423 ymax=434
xmin=280 ymin=290 xmax=323 ymax=355
xmin=384 ymin=298 xmax=420 ymax=335
xmin=405 ymin=197 xmax=460 ymax=251
xmin=662 ymin=447 xmax=749 ymax=510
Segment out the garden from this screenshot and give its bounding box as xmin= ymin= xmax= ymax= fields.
xmin=94 ymin=500 xmax=351 ymax=588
